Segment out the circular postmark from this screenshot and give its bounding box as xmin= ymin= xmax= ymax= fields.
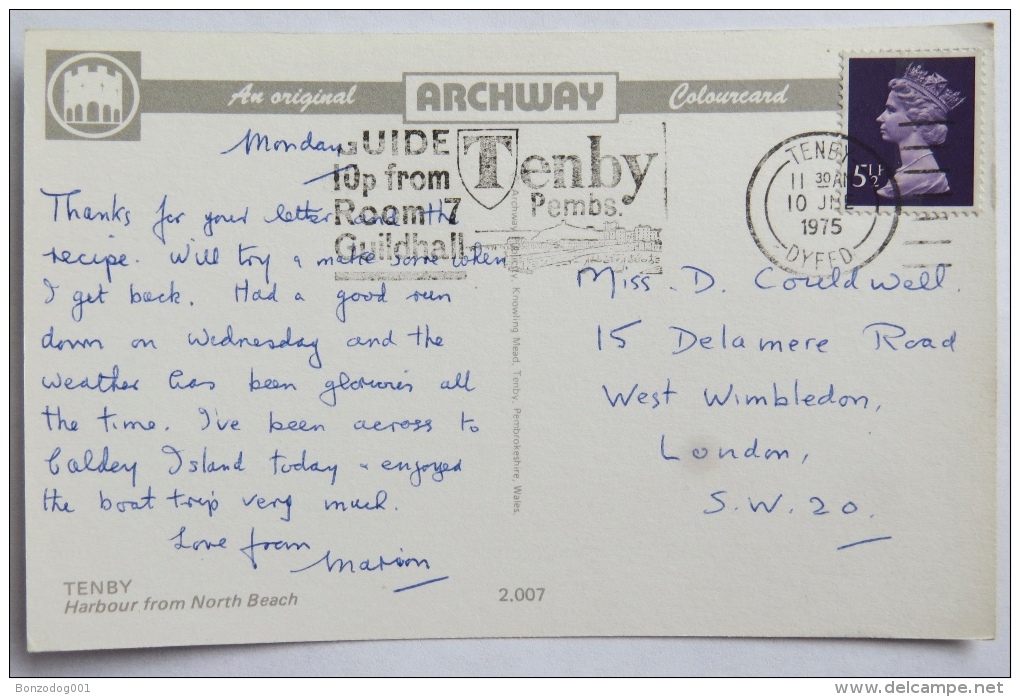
xmin=746 ymin=131 xmax=900 ymax=275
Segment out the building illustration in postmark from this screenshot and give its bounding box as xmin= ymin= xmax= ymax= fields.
xmin=482 ymin=220 xmax=662 ymax=274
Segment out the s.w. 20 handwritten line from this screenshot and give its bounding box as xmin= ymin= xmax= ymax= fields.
xmin=393 ymin=576 xmax=450 ymax=593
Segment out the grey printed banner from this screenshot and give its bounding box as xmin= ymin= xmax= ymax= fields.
xmin=619 ymin=79 xmax=839 ymax=113
xmin=139 ymin=80 xmax=401 ymax=115
xmin=133 ymin=79 xmax=838 ymax=116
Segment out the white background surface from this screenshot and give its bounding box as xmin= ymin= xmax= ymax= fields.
xmin=9 ymin=9 xmax=1010 ymax=677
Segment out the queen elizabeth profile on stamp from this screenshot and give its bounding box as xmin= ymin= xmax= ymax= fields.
xmin=875 ymin=63 xmax=965 ymax=199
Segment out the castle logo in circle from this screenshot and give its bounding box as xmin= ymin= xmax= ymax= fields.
xmin=46 ymin=52 xmax=140 ymax=140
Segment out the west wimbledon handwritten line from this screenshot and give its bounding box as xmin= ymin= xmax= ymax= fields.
xmin=837 ymin=536 xmax=892 ymax=551
xmin=393 ymin=576 xmax=449 ymax=593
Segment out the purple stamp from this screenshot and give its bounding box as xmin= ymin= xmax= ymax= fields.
xmin=846 ymin=56 xmax=976 ymax=208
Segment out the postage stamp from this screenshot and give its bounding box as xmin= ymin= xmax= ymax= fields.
xmin=843 ymin=53 xmax=980 ymax=211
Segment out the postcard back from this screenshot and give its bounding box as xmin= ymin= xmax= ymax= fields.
xmin=22 ymin=25 xmax=997 ymax=651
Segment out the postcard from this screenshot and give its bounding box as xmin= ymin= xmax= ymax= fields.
xmin=22 ymin=24 xmax=996 ymax=651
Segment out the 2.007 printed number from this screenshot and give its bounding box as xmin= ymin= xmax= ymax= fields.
xmin=499 ymin=587 xmax=545 ymax=602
